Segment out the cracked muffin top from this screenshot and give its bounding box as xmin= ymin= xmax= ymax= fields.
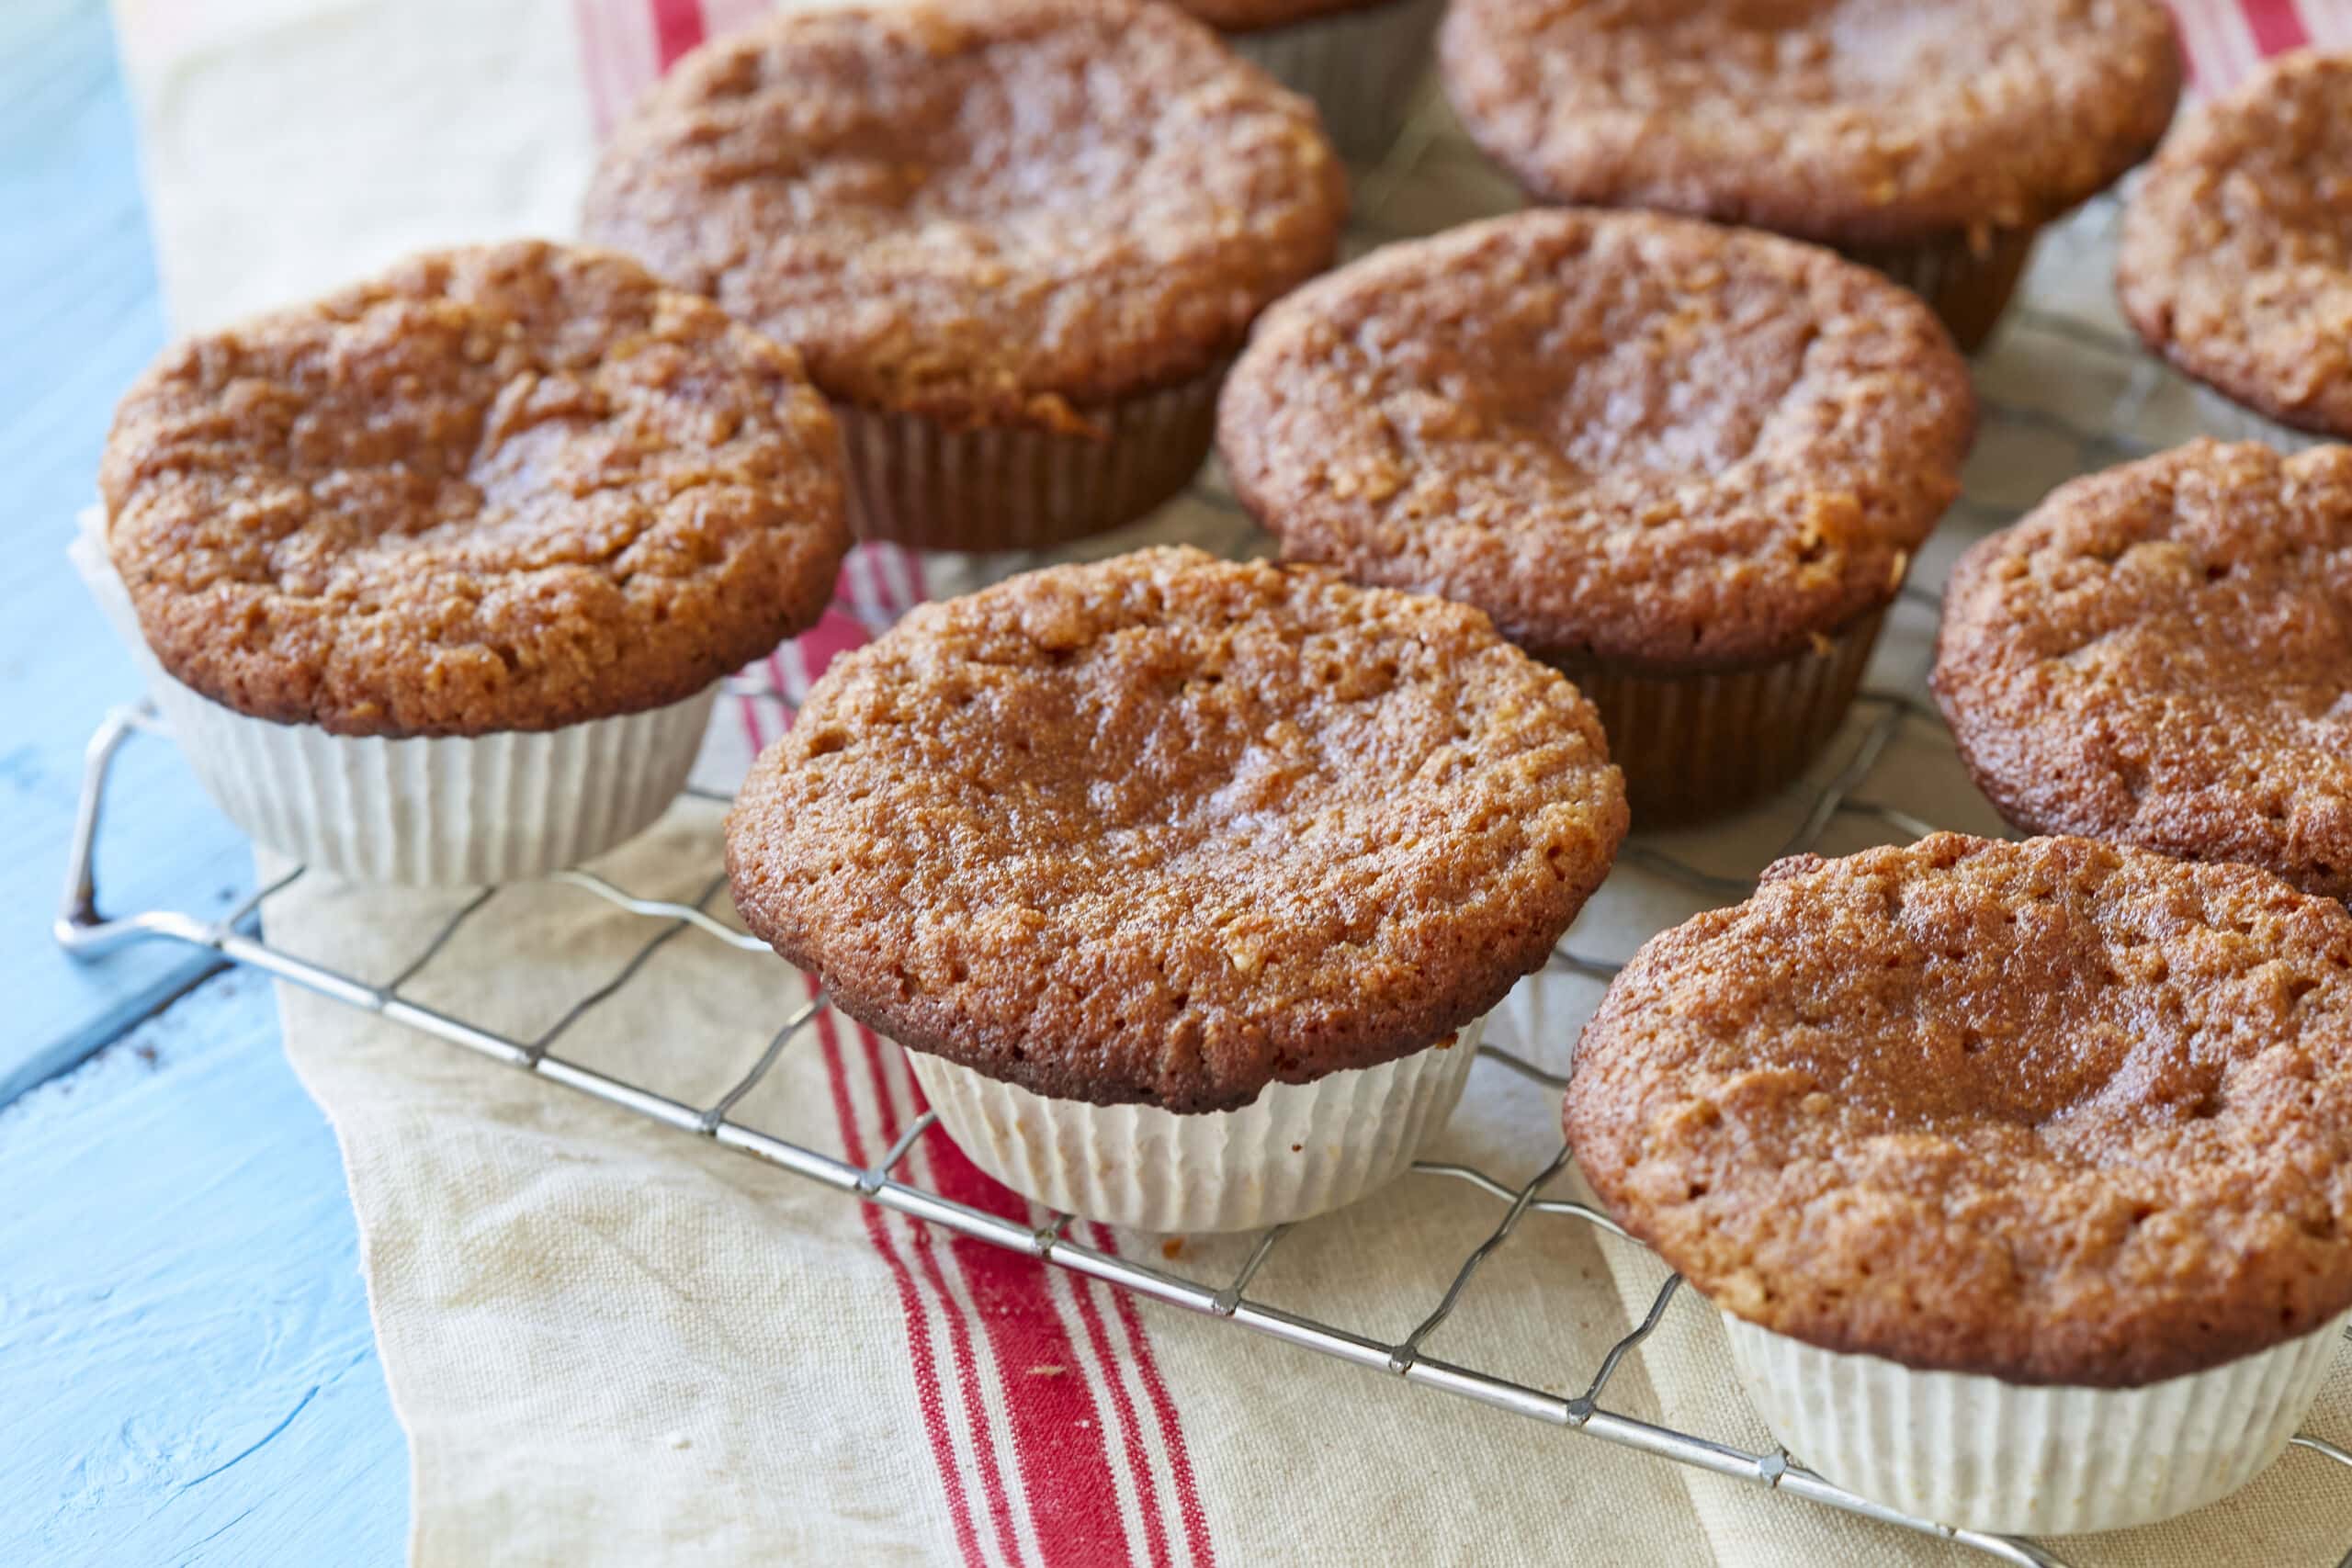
xmin=1935 ymin=440 xmax=2352 ymax=901
xmin=2120 ymin=51 xmax=2352 ymax=439
xmin=1217 ymin=209 xmax=1974 ymax=671
xmin=582 ymin=0 xmax=1346 ymax=434
xmin=727 ymin=547 xmax=1628 ymax=1112
xmin=99 ymin=241 xmax=848 ymax=739
xmin=1442 ymin=0 xmax=2179 ymax=246
xmin=1566 ymin=833 xmax=2352 ymax=1386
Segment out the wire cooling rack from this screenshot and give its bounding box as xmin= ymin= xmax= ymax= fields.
xmin=51 ymin=676 xmax=2352 ymax=1568
xmin=51 ymin=98 xmax=2352 ymax=1568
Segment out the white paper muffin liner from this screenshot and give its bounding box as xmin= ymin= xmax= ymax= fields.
xmin=1224 ymin=0 xmax=1445 ymax=164
xmin=1721 ymin=1307 xmax=2352 ymax=1536
xmin=71 ymin=509 xmax=716 ymax=886
xmin=904 ymin=1013 xmax=1486 ymax=1233
xmin=2191 ymin=386 xmax=2341 ymax=455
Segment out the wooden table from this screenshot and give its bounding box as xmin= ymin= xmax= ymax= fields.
xmin=1 ymin=2 xmax=409 ymax=1561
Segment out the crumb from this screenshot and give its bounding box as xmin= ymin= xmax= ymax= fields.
xmin=102 ymin=240 xmax=847 ymax=737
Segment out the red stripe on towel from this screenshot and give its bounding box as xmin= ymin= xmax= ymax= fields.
xmin=647 ymin=0 xmax=707 ymax=70
xmin=1063 ymin=1273 xmax=1174 ymax=1568
xmin=848 ymin=1023 xmax=1033 ymax=1568
xmin=1089 ymin=1225 xmax=1216 ymax=1568
xmin=884 ymin=1033 xmax=1140 ymax=1567
xmin=808 ymin=1004 xmax=989 ymax=1567
xmin=2239 ymin=0 xmax=2312 ymax=54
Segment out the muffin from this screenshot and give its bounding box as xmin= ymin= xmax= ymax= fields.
xmin=1441 ymin=0 xmax=2182 ymax=353
xmin=1217 ymin=209 xmax=1975 ymax=824
xmin=1174 ymin=0 xmax=1446 ymax=163
xmin=2120 ymin=51 xmax=2352 ymax=450
xmin=583 ymin=0 xmax=1347 ymax=553
xmin=1935 ymin=441 xmax=2352 ymax=901
xmin=1566 ymin=833 xmax=2352 ymax=1534
xmin=727 ymin=547 xmax=1628 ymax=1231
xmin=92 ymin=240 xmax=848 ymax=885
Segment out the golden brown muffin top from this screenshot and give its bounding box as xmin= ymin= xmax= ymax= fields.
xmin=100 ymin=241 xmax=848 ymax=739
xmin=1442 ymin=0 xmax=2180 ymax=246
xmin=1173 ymin=0 xmax=1384 ymax=31
xmin=2120 ymin=51 xmax=2352 ymax=439
xmin=1566 ymin=834 xmax=2352 ymax=1386
xmin=582 ymin=0 xmax=1347 ymax=434
xmin=728 ymin=547 xmax=1628 ymax=1112
xmin=1217 ymin=210 xmax=1974 ymax=671
xmin=1934 ymin=441 xmax=2352 ymax=901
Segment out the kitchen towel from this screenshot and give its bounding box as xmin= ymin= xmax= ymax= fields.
xmin=103 ymin=0 xmax=2352 ymax=1562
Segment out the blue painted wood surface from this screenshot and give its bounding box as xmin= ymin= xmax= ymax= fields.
xmin=0 ymin=3 xmax=410 ymax=1562
xmin=0 ymin=0 xmax=256 ymax=1103
xmin=0 ymin=971 xmax=406 ymax=1568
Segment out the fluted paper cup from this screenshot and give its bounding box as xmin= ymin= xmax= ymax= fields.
xmin=905 ymin=1013 xmax=1486 ymax=1233
xmin=1838 ymin=227 xmax=2039 ymax=355
xmin=72 ymin=509 xmax=715 ymax=886
xmin=837 ymin=359 xmax=1227 ymax=552
xmin=1721 ymin=1307 xmax=2352 ymax=1535
xmin=1224 ymin=0 xmax=1445 ymax=164
xmin=1543 ymin=605 xmax=1887 ymax=827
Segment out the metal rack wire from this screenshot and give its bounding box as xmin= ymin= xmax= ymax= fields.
xmin=50 ymin=96 xmax=2352 ymax=1568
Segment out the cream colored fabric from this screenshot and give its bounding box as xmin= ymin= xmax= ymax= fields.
xmin=107 ymin=0 xmax=2352 ymax=1562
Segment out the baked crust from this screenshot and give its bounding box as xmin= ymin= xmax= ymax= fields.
xmin=727 ymin=547 xmax=1628 ymax=1112
xmin=1566 ymin=833 xmax=2352 ymax=1386
xmin=1218 ymin=209 xmax=1974 ymax=671
xmin=100 ymin=241 xmax=848 ymax=739
xmin=583 ymin=0 xmax=1347 ymax=433
xmin=1934 ymin=440 xmax=2352 ymax=900
xmin=1441 ymin=0 xmax=2180 ymax=246
xmin=2119 ymin=51 xmax=2352 ymax=438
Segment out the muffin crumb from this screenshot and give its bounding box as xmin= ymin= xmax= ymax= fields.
xmin=1442 ymin=0 xmax=2179 ymax=246
xmin=2119 ymin=51 xmax=2352 ymax=438
xmin=1567 ymin=834 xmax=2352 ymax=1386
xmin=728 ymin=547 xmax=1628 ymax=1111
xmin=584 ymin=0 xmax=1346 ymax=430
xmin=1936 ymin=440 xmax=2352 ymax=900
xmin=101 ymin=241 xmax=848 ymax=738
xmin=1219 ymin=209 xmax=1974 ymax=670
